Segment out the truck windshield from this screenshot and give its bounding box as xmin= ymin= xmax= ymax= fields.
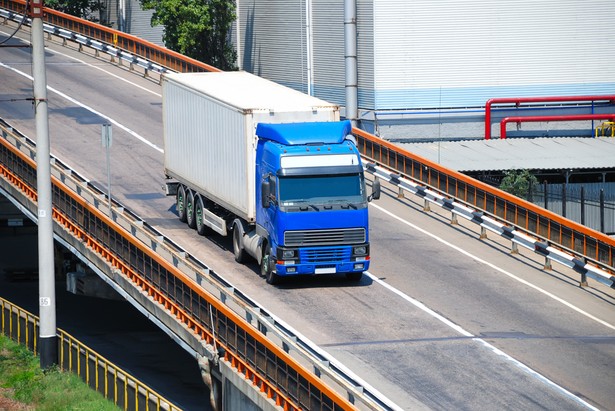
xmin=278 ymin=174 xmax=366 ymax=206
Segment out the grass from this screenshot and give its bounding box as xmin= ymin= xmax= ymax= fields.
xmin=0 ymin=335 xmax=118 ymax=411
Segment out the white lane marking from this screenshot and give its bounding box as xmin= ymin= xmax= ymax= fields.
xmin=0 ymin=27 xmax=162 ymax=97
xmin=370 ymin=203 xmax=615 ymax=331
xmin=0 ymin=62 xmax=164 ymax=154
xmin=367 ymin=202 xmax=614 ymax=410
xmin=365 ymin=270 xmax=599 ymax=411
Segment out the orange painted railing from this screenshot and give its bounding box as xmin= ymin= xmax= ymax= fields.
xmin=0 ymin=0 xmax=219 ymax=73
xmin=0 ymin=125 xmax=357 ymax=411
xmin=353 ymin=127 xmax=615 ymax=275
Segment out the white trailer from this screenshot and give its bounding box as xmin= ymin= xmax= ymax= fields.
xmin=162 ymin=71 xmax=339 ymax=234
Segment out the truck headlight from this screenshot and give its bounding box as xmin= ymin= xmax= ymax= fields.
xmin=281 ymin=249 xmax=296 ymax=259
xmin=352 ymin=245 xmax=368 ymax=256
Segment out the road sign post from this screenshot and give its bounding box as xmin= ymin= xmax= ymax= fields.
xmin=102 ymin=123 xmax=112 ymax=213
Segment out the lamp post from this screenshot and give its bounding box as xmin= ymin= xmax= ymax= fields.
xmin=30 ymin=0 xmax=58 ymax=369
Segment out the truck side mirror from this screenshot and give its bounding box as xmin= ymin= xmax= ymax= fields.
xmin=369 ymin=178 xmax=381 ymax=201
xmin=261 ymin=179 xmax=271 ymax=208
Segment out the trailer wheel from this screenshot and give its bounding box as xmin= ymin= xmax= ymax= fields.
xmin=186 ymin=190 xmax=196 ymax=229
xmin=232 ymin=220 xmax=248 ymax=263
xmin=195 ymin=195 xmax=211 ymax=236
xmin=261 ymin=243 xmax=279 ymax=285
xmin=177 ymin=185 xmax=187 ymax=223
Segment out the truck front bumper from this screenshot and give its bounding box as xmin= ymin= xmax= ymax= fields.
xmin=274 ymin=244 xmax=370 ymax=276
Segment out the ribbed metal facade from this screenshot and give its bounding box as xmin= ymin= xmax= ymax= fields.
xmin=237 ymin=0 xmax=308 ymax=93
xmin=234 ymin=0 xmax=615 ymax=113
xmin=236 ymin=0 xmax=376 ymax=110
xmin=127 ymin=0 xmax=164 ymax=46
xmin=373 ymin=0 xmax=615 ymax=109
xmin=99 ymin=0 xmax=164 ymax=46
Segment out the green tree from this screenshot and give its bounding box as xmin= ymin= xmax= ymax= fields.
xmin=499 ymin=169 xmax=539 ymax=199
xmin=140 ymin=0 xmax=237 ymax=70
xmin=45 ymin=0 xmax=104 ymax=22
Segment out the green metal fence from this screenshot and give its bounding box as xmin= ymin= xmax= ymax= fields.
xmin=0 ymin=296 xmax=182 ymax=411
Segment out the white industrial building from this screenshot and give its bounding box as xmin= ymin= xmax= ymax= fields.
xmin=233 ymin=0 xmax=615 ymax=140
xmin=99 ymin=0 xmax=614 ymax=140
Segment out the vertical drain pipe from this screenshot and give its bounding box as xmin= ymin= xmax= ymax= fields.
xmin=344 ymin=0 xmax=358 ymax=126
xmin=306 ymin=0 xmax=314 ymax=95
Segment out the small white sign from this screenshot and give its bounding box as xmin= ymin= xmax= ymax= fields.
xmin=38 ymin=209 xmax=46 ymax=218
xmin=39 ymin=297 xmax=51 ymax=307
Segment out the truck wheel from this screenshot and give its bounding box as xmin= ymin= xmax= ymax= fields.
xmin=177 ymin=185 xmax=187 ymax=223
xmin=261 ymin=244 xmax=279 ymax=285
xmin=345 ymin=272 xmax=363 ymax=282
xmin=186 ymin=190 xmax=196 ymax=229
xmin=232 ymin=221 xmax=248 ymax=263
xmin=195 ymin=196 xmax=211 ymax=236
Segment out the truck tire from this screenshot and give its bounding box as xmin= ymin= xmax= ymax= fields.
xmin=195 ymin=195 xmax=211 ymax=236
xmin=232 ymin=220 xmax=248 ymax=263
xmin=177 ymin=185 xmax=187 ymax=223
xmin=186 ymin=190 xmax=196 ymax=229
xmin=261 ymin=243 xmax=280 ymax=285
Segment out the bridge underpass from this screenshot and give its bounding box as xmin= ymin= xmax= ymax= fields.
xmin=2 ymin=9 xmax=615 ymax=411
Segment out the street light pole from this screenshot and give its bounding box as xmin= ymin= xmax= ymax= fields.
xmin=30 ymin=0 xmax=57 ymax=369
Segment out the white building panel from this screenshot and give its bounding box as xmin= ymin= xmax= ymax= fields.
xmin=373 ymin=0 xmax=615 ymax=109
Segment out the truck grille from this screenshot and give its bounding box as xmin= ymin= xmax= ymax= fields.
xmin=284 ymin=228 xmax=365 ymax=247
xmin=300 ymin=247 xmax=351 ymax=263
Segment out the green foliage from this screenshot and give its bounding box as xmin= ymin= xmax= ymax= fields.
xmin=140 ymin=0 xmax=237 ymax=70
xmin=45 ymin=0 xmax=104 ymax=22
xmin=499 ymin=169 xmax=539 ymax=199
xmin=0 ymin=335 xmax=118 ymax=410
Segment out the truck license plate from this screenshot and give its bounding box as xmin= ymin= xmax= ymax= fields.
xmin=315 ymin=267 xmax=336 ymax=274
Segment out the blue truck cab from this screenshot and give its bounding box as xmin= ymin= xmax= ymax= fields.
xmin=255 ymin=120 xmax=380 ymax=284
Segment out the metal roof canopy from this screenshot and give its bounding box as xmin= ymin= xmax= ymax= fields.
xmin=396 ymin=137 xmax=615 ymax=172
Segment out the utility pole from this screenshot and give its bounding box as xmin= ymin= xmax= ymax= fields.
xmin=30 ymin=0 xmax=57 ymax=369
xmin=344 ymin=0 xmax=358 ymax=127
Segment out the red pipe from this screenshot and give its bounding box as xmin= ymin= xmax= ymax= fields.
xmin=485 ymin=95 xmax=615 ymax=140
xmin=499 ymin=114 xmax=615 ymax=139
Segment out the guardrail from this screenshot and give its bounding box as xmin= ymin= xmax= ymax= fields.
xmin=353 ymin=128 xmax=615 ymax=289
xmin=0 ymin=119 xmax=401 ymax=410
xmin=0 ymin=296 xmax=181 ymax=411
xmin=0 ymin=0 xmax=218 ymax=74
xmin=3 ymin=0 xmax=615 ymax=281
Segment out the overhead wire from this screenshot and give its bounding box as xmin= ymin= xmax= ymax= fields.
xmin=0 ymin=0 xmax=31 ymax=45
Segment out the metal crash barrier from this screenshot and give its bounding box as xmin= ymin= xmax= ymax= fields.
xmin=353 ymin=128 xmax=615 ymax=288
xmin=2 ymin=0 xmax=613 ymax=283
xmin=0 ymin=297 xmax=181 ymax=411
xmin=0 ymin=118 xmax=388 ymax=410
xmin=2 ymin=0 xmax=615 ymax=281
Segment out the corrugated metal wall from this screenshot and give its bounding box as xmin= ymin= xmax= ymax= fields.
xmin=237 ymin=0 xmax=308 ymax=94
xmin=356 ymin=0 xmax=375 ymax=109
xmin=311 ymin=1 xmax=344 ymax=103
xmin=127 ymin=0 xmax=164 ymax=46
xmin=373 ymin=0 xmax=615 ymax=110
xmin=98 ymin=0 xmax=164 ymax=46
xmin=236 ymin=0 xmax=375 ymax=110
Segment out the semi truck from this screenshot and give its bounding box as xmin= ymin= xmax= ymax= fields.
xmin=162 ymin=71 xmax=379 ymax=284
